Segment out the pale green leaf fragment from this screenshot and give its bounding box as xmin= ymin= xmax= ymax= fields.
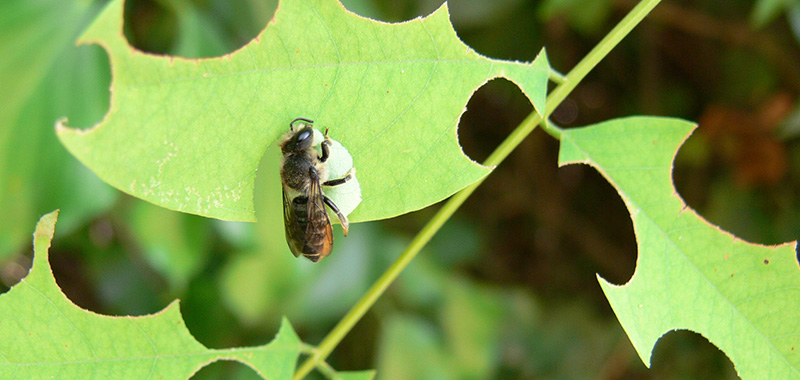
xmin=0 ymin=211 xmax=302 ymax=380
xmin=559 ymin=117 xmax=800 ymax=379
xmin=308 ymin=126 xmax=361 ymax=220
xmin=56 ymin=0 xmax=551 ymax=222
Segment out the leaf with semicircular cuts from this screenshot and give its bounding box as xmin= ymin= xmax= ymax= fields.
xmin=559 ymin=117 xmax=800 ymax=380
xmin=57 ymin=0 xmax=550 ymax=223
xmin=0 ymin=211 xmax=310 ymax=379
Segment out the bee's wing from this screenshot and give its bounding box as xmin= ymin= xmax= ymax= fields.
xmin=305 ymin=177 xmax=334 ymax=261
xmin=282 ymin=188 xmax=305 ymax=258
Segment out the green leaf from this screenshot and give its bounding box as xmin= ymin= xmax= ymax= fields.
xmin=0 ymin=0 xmax=116 ymax=258
xmin=559 ymin=117 xmax=800 ymax=379
xmin=56 ymin=0 xmax=550 ymax=222
xmin=0 ymin=211 xmax=302 ymax=379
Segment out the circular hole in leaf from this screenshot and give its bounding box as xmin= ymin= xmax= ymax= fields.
xmin=649 ymin=330 xmax=737 ymax=380
xmin=189 ymin=360 xmax=262 ymax=380
xmin=458 ymin=78 xmax=531 ymax=164
xmin=124 ymin=0 xmax=277 ymax=58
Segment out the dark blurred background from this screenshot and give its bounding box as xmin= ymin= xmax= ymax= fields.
xmin=3 ymin=0 xmax=800 ymax=378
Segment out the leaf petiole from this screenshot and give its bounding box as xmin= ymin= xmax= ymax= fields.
xmin=315 ymin=360 xmax=338 ymax=379
xmin=549 ymin=68 xmax=567 ymax=84
xmin=299 ymin=342 xmax=317 ymax=354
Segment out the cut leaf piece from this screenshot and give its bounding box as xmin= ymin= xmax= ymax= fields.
xmin=559 ymin=117 xmax=800 ymax=379
xmin=57 ymin=0 xmax=551 ymax=222
xmin=0 ymin=211 xmax=301 ymax=380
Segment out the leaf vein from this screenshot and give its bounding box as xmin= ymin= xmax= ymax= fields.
xmin=128 ymin=318 xmax=158 ymax=380
xmin=21 ymin=279 xmax=100 ymax=361
xmin=116 ymin=59 xmax=488 ymax=88
xmin=352 ymin=60 xmax=439 ymax=197
xmin=308 ymin=0 xmax=343 ymax=120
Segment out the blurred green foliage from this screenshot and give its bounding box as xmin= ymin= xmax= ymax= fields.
xmin=3 ymin=0 xmax=800 ymax=379
xmin=0 ymin=0 xmax=116 ymax=259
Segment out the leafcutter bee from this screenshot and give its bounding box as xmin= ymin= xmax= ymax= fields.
xmin=279 ymin=117 xmax=354 ymax=262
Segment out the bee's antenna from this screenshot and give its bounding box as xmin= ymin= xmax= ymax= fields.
xmin=290 ymin=117 xmax=314 ymax=131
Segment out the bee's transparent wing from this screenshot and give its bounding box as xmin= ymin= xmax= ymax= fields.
xmin=305 ymin=176 xmax=334 ymax=261
xmin=282 ymin=188 xmax=305 ymax=258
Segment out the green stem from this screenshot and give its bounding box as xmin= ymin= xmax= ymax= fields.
xmin=543 ymin=0 xmax=662 ymax=126
xmin=315 ymin=360 xmax=338 ymax=379
xmin=292 ymin=0 xmax=660 ymax=378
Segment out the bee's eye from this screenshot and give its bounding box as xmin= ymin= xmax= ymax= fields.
xmin=297 ymin=130 xmax=311 ymax=143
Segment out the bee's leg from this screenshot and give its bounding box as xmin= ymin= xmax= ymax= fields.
xmin=319 ymin=138 xmax=331 ymax=163
xmin=323 ymin=195 xmax=349 ymax=236
xmin=323 ymin=168 xmax=355 ymax=187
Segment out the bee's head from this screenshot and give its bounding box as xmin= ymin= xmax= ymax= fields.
xmin=281 ymin=118 xmax=316 ymax=153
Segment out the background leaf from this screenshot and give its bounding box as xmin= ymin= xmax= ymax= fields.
xmin=538 ymin=0 xmax=612 ymax=36
xmin=376 ymin=314 xmax=454 ymax=380
xmin=127 ymin=200 xmax=212 ymax=291
xmin=0 ymin=0 xmax=116 ymax=259
xmin=56 ymin=0 xmax=550 ymax=223
xmin=751 ymin=0 xmax=792 ymax=27
xmin=0 ymin=211 xmax=301 ymax=380
xmin=790 ymin=3 xmax=800 ymax=46
xmin=559 ymin=117 xmax=800 ymax=379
